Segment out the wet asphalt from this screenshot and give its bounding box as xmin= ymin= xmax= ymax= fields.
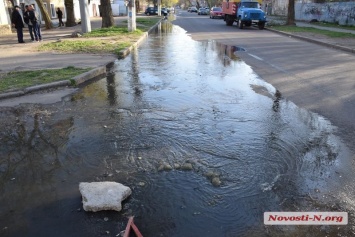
xmin=173 ymin=11 xmax=355 ymax=154
xmin=0 ymin=13 xmax=355 ymax=237
xmin=0 ymin=15 xmax=354 ymax=236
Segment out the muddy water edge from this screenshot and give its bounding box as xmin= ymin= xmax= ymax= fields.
xmin=0 ymin=21 xmax=354 ymax=237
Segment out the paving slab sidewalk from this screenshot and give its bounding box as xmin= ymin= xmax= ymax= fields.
xmin=0 ymin=16 xmax=129 ymax=73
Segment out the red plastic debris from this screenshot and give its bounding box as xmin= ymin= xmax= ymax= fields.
xmin=123 ymin=216 xmax=143 ymax=237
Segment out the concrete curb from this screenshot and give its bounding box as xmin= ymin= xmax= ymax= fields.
xmin=0 ymin=19 xmax=163 ymax=101
xmin=266 ymin=27 xmax=355 ymax=54
xmin=73 ymin=66 xmax=106 ymax=85
xmin=24 ymin=80 xmax=71 ymax=94
xmin=0 ymin=90 xmax=25 ymax=100
xmin=0 ymin=66 xmax=106 ymax=100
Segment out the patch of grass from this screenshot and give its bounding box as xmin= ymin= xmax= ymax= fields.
xmin=136 ymin=17 xmax=161 ymax=26
xmin=82 ymin=17 xmax=160 ymax=37
xmin=38 ymin=17 xmax=161 ymax=55
xmin=311 ymin=21 xmax=355 ymax=31
xmin=122 ymin=17 xmax=160 ymax=25
xmin=266 ymin=20 xmax=286 ymax=26
xmin=85 ymin=26 xmax=143 ymax=37
xmin=0 ymin=66 xmax=91 ymax=93
xmin=270 ymin=25 xmax=355 ymax=38
xmin=122 ymin=17 xmax=161 ymax=30
xmin=39 ymin=39 xmax=132 ymax=55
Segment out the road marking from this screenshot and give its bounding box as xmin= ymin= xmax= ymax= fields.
xmin=248 ymin=53 xmax=263 ymax=61
xmin=269 ymin=63 xmax=289 ymax=74
xmin=248 ymin=53 xmax=290 ymax=74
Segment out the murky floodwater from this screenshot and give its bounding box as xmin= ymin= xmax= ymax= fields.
xmin=0 ymin=21 xmax=354 ymax=237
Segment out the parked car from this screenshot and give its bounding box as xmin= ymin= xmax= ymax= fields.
xmin=161 ymin=7 xmax=168 ymax=17
xmin=187 ymin=7 xmax=191 ymax=12
xmin=190 ymin=7 xmax=198 ymax=12
xmin=161 ymin=7 xmax=170 ymax=13
xmin=198 ymin=8 xmax=208 ymax=15
xmin=210 ymin=7 xmax=223 ymax=19
xmin=145 ymin=7 xmax=158 ymax=15
xmin=145 ymin=7 xmax=169 ymax=15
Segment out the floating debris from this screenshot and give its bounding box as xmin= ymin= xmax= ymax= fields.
xmin=158 ymin=163 xmax=173 ymax=171
xmin=181 ymin=163 xmax=193 ymax=171
xmin=211 ymin=177 xmax=221 ymax=187
xmin=138 ymin=182 xmax=146 ymax=187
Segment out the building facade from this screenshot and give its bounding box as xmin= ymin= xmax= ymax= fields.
xmin=0 ymin=0 xmax=13 ymax=34
xmin=266 ymin=0 xmax=355 ymax=26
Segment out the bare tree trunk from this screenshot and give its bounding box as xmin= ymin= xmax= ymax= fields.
xmin=286 ymin=0 xmax=296 ymax=25
xmin=100 ymin=0 xmax=114 ymax=28
xmin=35 ymin=0 xmax=53 ymax=29
xmin=136 ymin=0 xmax=140 ymax=13
xmin=65 ymin=0 xmax=77 ymax=27
xmin=196 ymin=1 xmax=200 ymax=8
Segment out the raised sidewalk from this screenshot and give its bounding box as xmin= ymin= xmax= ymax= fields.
xmin=266 ymin=16 xmax=355 ymax=54
xmin=0 ymin=16 xmax=158 ymax=103
xmin=0 ymin=16 xmax=128 ymax=73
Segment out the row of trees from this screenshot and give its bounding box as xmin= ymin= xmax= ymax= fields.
xmin=34 ymin=0 xmax=297 ymax=30
xmin=33 ymin=0 xmax=114 ymax=29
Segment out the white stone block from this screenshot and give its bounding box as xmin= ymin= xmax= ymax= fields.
xmin=79 ymin=182 xmax=132 ymax=212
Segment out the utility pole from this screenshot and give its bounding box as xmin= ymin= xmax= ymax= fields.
xmin=126 ymin=0 xmax=136 ymax=32
xmin=158 ymin=0 xmax=161 ymax=16
xmin=79 ymin=0 xmax=91 ymax=33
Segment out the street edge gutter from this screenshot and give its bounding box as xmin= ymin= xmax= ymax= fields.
xmin=266 ymin=27 xmax=355 ymax=54
xmin=0 ymin=18 xmax=163 ymax=101
xmin=72 ymin=66 xmax=106 ymax=85
xmin=118 ymin=18 xmax=163 ymax=59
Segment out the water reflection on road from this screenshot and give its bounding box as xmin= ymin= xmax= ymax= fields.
xmin=0 ymin=21 xmax=353 ymax=237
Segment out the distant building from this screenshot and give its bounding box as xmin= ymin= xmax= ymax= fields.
xmin=1 ymin=0 xmax=13 ymax=34
xmin=111 ymin=0 xmax=127 ymax=16
xmin=263 ymin=0 xmax=355 ymax=25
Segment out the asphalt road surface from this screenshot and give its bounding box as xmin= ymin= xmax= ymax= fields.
xmin=173 ymin=10 xmax=355 ymax=153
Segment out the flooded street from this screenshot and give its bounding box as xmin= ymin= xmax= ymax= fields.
xmin=1 ymin=21 xmax=355 ymax=236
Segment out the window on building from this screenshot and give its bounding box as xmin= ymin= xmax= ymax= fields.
xmin=50 ymin=4 xmax=56 ymax=18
